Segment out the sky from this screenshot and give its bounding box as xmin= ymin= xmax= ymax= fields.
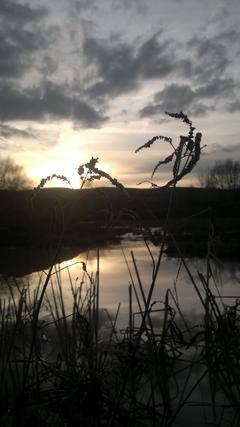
xmin=0 ymin=0 xmax=240 ymax=188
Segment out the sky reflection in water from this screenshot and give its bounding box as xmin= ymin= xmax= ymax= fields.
xmin=2 ymin=241 xmax=238 ymax=329
xmin=1 ymin=241 xmax=239 ymax=425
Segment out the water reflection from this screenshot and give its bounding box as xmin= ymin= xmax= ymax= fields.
xmin=0 ymin=246 xmax=82 ymax=277
xmin=1 ymin=242 xmax=239 ymax=425
xmin=1 ymin=240 xmax=240 ymax=329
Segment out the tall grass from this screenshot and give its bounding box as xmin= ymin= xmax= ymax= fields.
xmin=0 ymin=112 xmax=239 ymax=426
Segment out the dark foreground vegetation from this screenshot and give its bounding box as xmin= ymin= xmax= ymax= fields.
xmin=0 ymin=186 xmax=240 ymax=258
xmin=1 ymin=256 xmax=240 ymax=427
xmin=1 ymin=113 xmax=240 ymax=426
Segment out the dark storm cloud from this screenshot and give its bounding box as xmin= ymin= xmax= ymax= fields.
xmin=138 ymin=32 xmax=175 ymax=78
xmin=0 ymin=26 xmax=54 ymax=79
xmin=0 ymin=33 xmax=26 ymax=78
xmin=140 ymin=77 xmax=240 ymax=118
xmin=187 ymin=29 xmax=240 ymax=83
xmin=0 ymin=123 xmax=60 ymax=151
xmin=211 ymin=6 xmax=229 ymax=23
xmin=112 ymin=0 xmax=148 ymax=14
xmin=0 ymin=0 xmax=55 ymax=80
xmin=83 ymin=32 xmax=176 ymax=99
xmin=83 ymin=25 xmax=240 ymax=116
xmin=0 ymin=82 xmax=107 ymax=128
xmin=76 ymin=0 xmax=147 ymax=13
xmin=142 ymin=28 xmax=240 ymax=117
xmin=83 ymin=38 xmax=139 ymax=98
xmin=0 ymin=123 xmax=38 ymax=140
xmin=213 ymin=28 xmax=240 ymax=45
xmin=196 ymin=78 xmax=236 ymax=99
xmin=189 ymin=40 xmax=229 ymax=83
xmin=228 ymin=100 xmax=240 ymax=113
xmin=0 ymin=0 xmax=107 ymax=129
xmin=140 ymin=83 xmax=209 ymax=117
xmin=0 ymin=1 xmax=239 ymax=129
xmin=0 ymin=0 xmax=47 ymax=24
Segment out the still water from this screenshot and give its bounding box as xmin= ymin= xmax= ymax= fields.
xmin=1 ymin=239 xmax=240 ymax=425
xmin=1 ymin=238 xmax=240 ymax=329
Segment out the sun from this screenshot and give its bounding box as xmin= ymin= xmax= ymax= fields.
xmin=28 ymin=153 xmax=115 ymax=189
xmin=24 ymin=125 xmax=120 ymax=190
xmin=28 ymin=161 xmax=81 ymax=189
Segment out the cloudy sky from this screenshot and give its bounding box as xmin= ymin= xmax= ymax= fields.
xmin=0 ymin=0 xmax=240 ymax=188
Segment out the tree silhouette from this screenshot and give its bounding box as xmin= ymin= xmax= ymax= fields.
xmin=199 ymin=159 xmax=240 ymax=189
xmin=0 ymin=156 xmax=32 ymax=190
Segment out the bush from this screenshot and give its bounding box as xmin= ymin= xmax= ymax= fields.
xmin=0 ymin=156 xmax=32 ymax=190
xmin=199 ymin=158 xmax=240 ymax=189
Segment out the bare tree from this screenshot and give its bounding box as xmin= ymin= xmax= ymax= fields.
xmin=198 ymin=159 xmax=240 ymax=189
xmin=0 ymin=156 xmax=32 ymax=190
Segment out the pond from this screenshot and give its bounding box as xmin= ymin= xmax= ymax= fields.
xmin=1 ymin=237 xmax=240 ymax=330
xmin=1 ymin=237 xmax=240 ymax=426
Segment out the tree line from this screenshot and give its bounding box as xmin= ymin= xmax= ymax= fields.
xmin=0 ymin=157 xmax=32 ymax=190
xmin=0 ymin=156 xmax=240 ymax=190
xmin=198 ymin=159 xmax=240 ymax=189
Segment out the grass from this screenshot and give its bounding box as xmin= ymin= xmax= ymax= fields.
xmin=1 ymin=254 xmax=239 ymax=426
xmin=1 ymin=112 xmax=240 ymax=426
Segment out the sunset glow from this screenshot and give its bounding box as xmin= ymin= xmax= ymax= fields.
xmin=0 ymin=0 xmax=239 ymax=187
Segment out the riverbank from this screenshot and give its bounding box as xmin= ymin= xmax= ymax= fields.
xmin=0 ymin=187 xmax=240 ymax=257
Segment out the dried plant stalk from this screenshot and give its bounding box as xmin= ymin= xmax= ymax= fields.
xmin=136 ymin=111 xmax=205 ymax=187
xmin=78 ymin=157 xmax=126 ymax=192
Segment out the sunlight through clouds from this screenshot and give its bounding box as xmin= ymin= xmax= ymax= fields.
xmin=0 ymin=0 xmax=239 ymax=186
